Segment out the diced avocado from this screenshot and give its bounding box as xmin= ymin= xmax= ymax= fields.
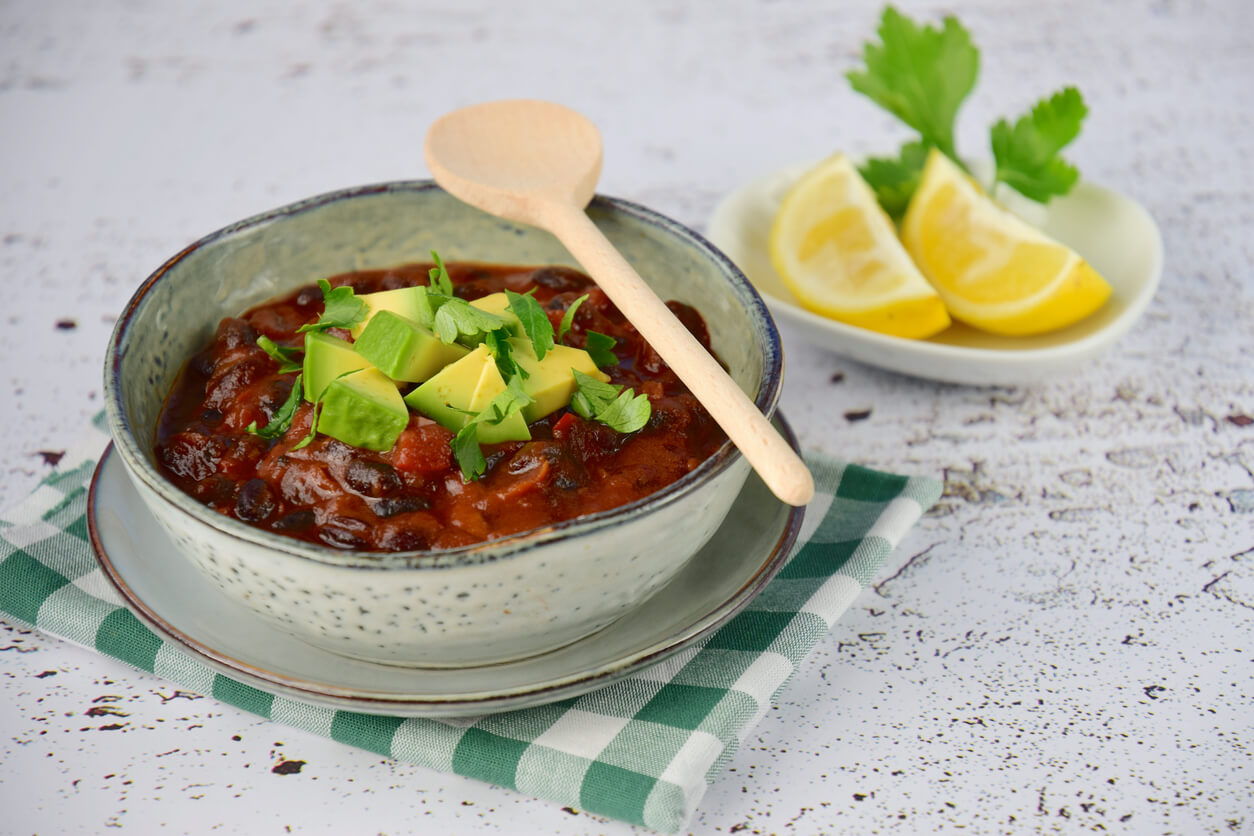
xmin=315 ymin=367 xmax=409 ymax=452
xmin=354 ymin=310 xmax=469 ymax=382
xmin=468 ymin=292 xmax=524 ymax=337
xmin=350 ymin=285 xmax=439 ymax=337
xmin=508 ymin=338 xmax=610 ymax=422
xmin=404 ymin=346 xmax=530 ymax=444
xmin=303 ymin=332 xmax=373 ymax=403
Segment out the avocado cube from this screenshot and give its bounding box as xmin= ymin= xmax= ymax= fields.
xmin=468 ymin=292 xmax=525 ymax=338
xmin=508 ymin=338 xmax=610 ymax=422
xmin=404 ymin=346 xmax=530 ymax=444
xmin=350 ymin=285 xmax=439 ymax=337
xmin=354 ymin=310 xmax=469 ymax=383
xmin=303 ymin=332 xmax=374 ymax=403
xmin=315 ymin=368 xmax=409 ymax=452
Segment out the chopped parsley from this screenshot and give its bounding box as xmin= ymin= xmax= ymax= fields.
xmin=428 ymin=250 xmax=454 ymax=296
xmin=256 ymin=335 xmax=302 ymax=374
xmin=506 ymin=289 xmax=554 ymax=361
xmin=584 ymin=330 xmax=619 ymax=368
xmin=433 ymin=297 xmax=508 ymax=346
xmin=245 ymin=374 xmax=304 ymax=439
xmin=570 ymin=370 xmax=651 ymax=434
xmin=450 ymin=375 xmax=534 ymax=480
xmin=296 ymin=279 xmax=368 ymax=334
xmin=556 ymin=293 xmax=589 ymax=343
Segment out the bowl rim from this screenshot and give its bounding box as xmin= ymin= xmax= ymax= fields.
xmin=103 ymin=179 xmax=785 ymax=571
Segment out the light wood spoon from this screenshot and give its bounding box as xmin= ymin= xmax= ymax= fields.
xmin=424 ymin=100 xmax=814 ymax=507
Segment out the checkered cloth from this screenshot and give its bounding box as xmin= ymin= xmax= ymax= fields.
xmin=0 ymin=416 xmax=939 ymax=832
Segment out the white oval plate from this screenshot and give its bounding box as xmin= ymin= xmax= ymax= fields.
xmin=706 ymin=161 xmax=1164 ymax=385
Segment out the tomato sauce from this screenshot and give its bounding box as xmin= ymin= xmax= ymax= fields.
xmin=154 ymin=263 xmax=726 ymax=551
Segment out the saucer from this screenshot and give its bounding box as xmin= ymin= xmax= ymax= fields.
xmin=88 ymin=428 xmax=804 ymax=717
xmin=706 ymin=161 xmax=1164 ymax=385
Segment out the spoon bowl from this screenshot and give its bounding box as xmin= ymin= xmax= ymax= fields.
xmin=426 ymin=100 xmax=602 ymax=219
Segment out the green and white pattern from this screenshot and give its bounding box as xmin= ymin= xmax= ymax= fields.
xmin=0 ymin=418 xmax=939 ymax=833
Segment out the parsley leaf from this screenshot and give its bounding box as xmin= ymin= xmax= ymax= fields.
xmin=846 ymin=7 xmax=979 ymax=163
xmin=246 ymin=374 xmax=304 ymax=439
xmin=482 ymin=374 xmax=533 ymax=424
xmin=452 ymin=424 xmax=487 ymax=481
xmin=569 ymin=370 xmax=622 ymax=419
xmin=991 ymin=87 xmax=1087 ymax=202
xmin=556 ymin=293 xmax=589 ymax=343
xmin=483 ymin=328 xmax=526 ymax=380
xmin=506 ymin=289 xmax=555 ymax=361
xmin=296 ymin=279 xmax=368 ymax=334
xmin=857 ymin=140 xmax=930 ymax=222
xmin=256 ymin=335 xmax=302 ymax=374
xmin=569 ymin=370 xmax=651 ymax=434
xmin=433 ymin=297 xmax=508 ymax=346
xmin=596 ymin=388 xmax=652 ymax=434
xmin=450 ymin=375 xmax=534 ymax=481
xmin=428 ymin=250 xmax=453 ymax=296
xmin=584 ymin=330 xmax=619 ymax=367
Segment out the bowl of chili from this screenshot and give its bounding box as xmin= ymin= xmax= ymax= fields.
xmin=102 ymin=182 xmax=784 ymax=667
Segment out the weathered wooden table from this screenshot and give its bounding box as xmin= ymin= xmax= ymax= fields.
xmin=2 ymin=1 xmax=1250 ymax=832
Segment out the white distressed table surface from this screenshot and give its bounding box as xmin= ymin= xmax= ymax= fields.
xmin=2 ymin=1 xmax=1251 ymax=833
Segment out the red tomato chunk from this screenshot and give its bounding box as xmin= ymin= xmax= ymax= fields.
xmin=154 ymin=263 xmax=726 ymax=551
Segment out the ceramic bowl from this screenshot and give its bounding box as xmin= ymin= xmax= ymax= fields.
xmin=103 ymin=182 xmax=782 ymax=668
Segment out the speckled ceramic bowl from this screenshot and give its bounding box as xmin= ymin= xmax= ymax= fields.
xmin=103 ymin=182 xmax=783 ymax=667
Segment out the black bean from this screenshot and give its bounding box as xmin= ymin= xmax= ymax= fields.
xmin=318 ymin=525 xmax=367 ymax=550
xmin=483 ymin=448 xmax=511 ymax=474
xmin=257 ymin=378 xmax=295 ymax=419
xmin=215 ymin=318 xmax=258 ymax=352
xmin=191 ymin=348 xmax=216 ymax=379
xmin=529 ymin=266 xmax=588 ymax=293
xmin=375 ymin=528 xmax=428 ymax=551
xmin=344 ymin=459 xmax=403 ymax=497
xmin=272 ymin=509 xmax=314 ymax=532
xmin=380 ymin=273 xmax=414 ymax=290
xmin=234 ymin=478 xmax=277 ymax=522
xmin=193 ymin=476 xmax=235 ymax=506
xmin=374 ymin=495 xmax=431 ymax=518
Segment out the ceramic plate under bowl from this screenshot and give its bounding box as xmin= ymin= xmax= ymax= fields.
xmin=88 ymin=419 xmax=805 ymax=717
xmin=706 ymin=161 xmax=1164 ymax=385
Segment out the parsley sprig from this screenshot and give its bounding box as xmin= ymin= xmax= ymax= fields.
xmin=848 ymin=6 xmax=1087 ymax=217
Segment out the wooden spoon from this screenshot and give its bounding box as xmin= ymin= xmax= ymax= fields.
xmin=424 ymin=100 xmax=814 ymax=507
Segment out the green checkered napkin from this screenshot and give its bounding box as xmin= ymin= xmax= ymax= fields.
xmin=0 ymin=417 xmax=940 ymax=833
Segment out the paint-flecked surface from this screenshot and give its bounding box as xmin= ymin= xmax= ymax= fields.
xmin=1 ymin=0 xmax=1251 ymax=833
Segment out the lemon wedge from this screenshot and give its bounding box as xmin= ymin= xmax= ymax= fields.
xmin=769 ymin=153 xmax=950 ymax=339
xmin=901 ymin=149 xmax=1112 ymax=336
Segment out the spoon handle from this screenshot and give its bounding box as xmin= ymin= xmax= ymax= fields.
xmin=544 ymin=204 xmax=814 ymax=507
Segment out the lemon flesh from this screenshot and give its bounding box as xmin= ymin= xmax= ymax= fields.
xmin=901 ymin=149 xmax=1112 ymax=336
xmin=769 ymin=154 xmax=950 ymax=340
